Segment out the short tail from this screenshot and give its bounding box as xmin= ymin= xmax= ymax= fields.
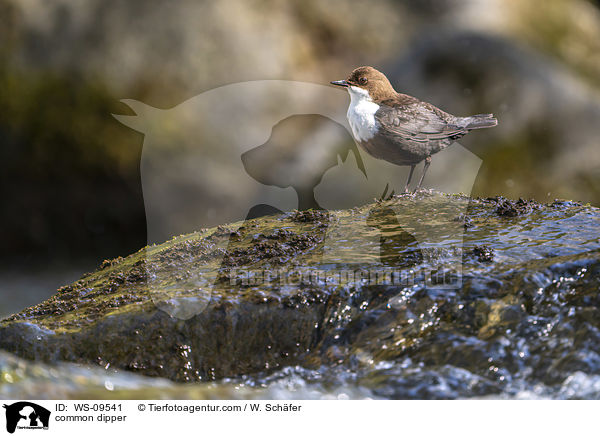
xmin=464 ymin=113 xmax=498 ymax=129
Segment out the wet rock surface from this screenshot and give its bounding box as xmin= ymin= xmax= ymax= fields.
xmin=1 ymin=191 xmax=599 ymax=399
xmin=490 ymin=197 xmax=542 ymax=217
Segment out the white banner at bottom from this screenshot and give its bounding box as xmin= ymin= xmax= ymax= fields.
xmin=0 ymin=400 xmax=596 ymax=435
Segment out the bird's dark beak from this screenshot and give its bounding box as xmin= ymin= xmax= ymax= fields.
xmin=330 ymin=80 xmax=348 ymax=88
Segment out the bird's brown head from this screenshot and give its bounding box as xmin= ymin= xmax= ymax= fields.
xmin=331 ymin=66 xmax=396 ymax=101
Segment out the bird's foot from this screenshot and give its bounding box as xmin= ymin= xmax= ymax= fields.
xmin=412 ymin=186 xmax=433 ymax=195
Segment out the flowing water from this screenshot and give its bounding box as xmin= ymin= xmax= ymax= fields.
xmin=1 ymin=193 xmax=599 ymax=399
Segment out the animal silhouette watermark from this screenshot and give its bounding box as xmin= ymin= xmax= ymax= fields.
xmin=114 ymin=80 xmax=481 ymax=319
xmin=3 ymin=402 xmax=50 ymax=433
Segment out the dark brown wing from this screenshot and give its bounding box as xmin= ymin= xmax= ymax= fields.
xmin=375 ymin=98 xmax=467 ymax=143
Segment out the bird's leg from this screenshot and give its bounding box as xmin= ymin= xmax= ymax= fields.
xmin=414 ymin=156 xmax=431 ymax=193
xmin=403 ymin=165 xmax=416 ymax=193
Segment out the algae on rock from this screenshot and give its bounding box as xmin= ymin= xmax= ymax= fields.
xmin=1 ymin=192 xmax=599 ymax=399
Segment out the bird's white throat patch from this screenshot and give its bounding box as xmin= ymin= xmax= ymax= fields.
xmin=347 ymin=86 xmax=379 ymax=142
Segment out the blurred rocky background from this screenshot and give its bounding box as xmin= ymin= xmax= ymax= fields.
xmin=1 ymin=0 xmax=599 ymax=315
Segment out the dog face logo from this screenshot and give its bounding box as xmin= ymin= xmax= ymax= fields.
xmin=3 ymin=402 xmax=50 ymax=433
xmin=114 ymin=80 xmax=482 ymax=319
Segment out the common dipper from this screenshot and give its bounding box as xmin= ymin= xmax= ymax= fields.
xmin=331 ymin=66 xmax=497 ymax=193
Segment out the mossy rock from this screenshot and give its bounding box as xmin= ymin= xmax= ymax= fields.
xmin=1 ymin=192 xmax=599 ymax=397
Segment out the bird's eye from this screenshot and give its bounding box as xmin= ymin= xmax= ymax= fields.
xmin=359 ymin=77 xmax=368 ymax=85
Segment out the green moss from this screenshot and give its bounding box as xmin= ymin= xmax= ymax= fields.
xmin=0 ymin=192 xmax=599 ymax=391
